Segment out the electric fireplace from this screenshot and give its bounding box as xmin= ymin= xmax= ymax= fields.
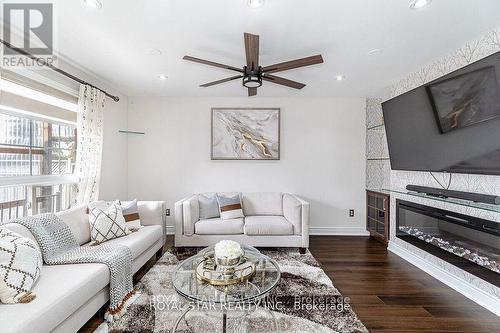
xmin=396 ymin=200 xmax=500 ymax=286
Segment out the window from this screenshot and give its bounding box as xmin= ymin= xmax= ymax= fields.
xmin=0 ymin=74 xmax=78 ymax=220
xmin=0 ymin=112 xmax=76 ymax=176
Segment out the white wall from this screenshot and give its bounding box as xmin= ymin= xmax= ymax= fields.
xmin=126 ymin=97 xmax=367 ymax=233
xmin=99 ymin=95 xmax=128 ymax=200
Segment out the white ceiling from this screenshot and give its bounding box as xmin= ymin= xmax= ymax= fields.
xmin=17 ymin=0 xmax=500 ymax=97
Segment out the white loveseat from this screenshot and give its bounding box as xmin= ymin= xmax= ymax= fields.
xmin=174 ymin=192 xmax=309 ymax=250
xmin=0 ymin=201 xmax=166 ymax=333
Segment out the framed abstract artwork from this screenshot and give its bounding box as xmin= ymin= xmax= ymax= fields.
xmin=211 ymin=108 xmax=280 ymax=160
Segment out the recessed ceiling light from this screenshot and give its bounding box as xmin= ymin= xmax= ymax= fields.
xmin=82 ymin=0 xmax=102 ymax=9
xmin=409 ymin=0 xmax=432 ymax=10
xmin=148 ymin=49 xmax=162 ymax=56
xmin=335 ymin=75 xmax=345 ymax=81
xmin=158 ymin=74 xmax=168 ymax=80
xmin=367 ymin=48 xmax=382 ymax=56
xmin=247 ymin=0 xmax=265 ymax=9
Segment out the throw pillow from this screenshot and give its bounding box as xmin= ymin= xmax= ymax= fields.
xmin=121 ymin=199 xmax=140 ymax=222
xmin=198 ymin=194 xmax=220 ymax=219
xmin=0 ymin=228 xmax=42 ymax=304
xmin=89 ymin=200 xmax=142 ymax=229
xmin=89 ymin=201 xmax=131 ymax=244
xmin=87 ymin=200 xmax=109 ymax=213
xmin=216 ymin=193 xmax=244 ymax=220
xmin=121 ymin=199 xmax=142 ymax=230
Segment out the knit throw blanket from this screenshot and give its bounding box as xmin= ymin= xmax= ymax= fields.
xmin=4 ymin=213 xmax=134 ymax=321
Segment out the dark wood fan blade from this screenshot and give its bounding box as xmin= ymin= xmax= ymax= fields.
xmin=262 ymin=74 xmax=306 ymax=89
xmin=200 ymin=75 xmax=243 ymax=87
xmin=248 ymin=87 xmax=257 ymax=96
xmin=244 ymin=33 xmax=259 ymax=71
xmin=262 ymin=55 xmax=323 ymax=74
xmin=183 ymin=55 xmax=244 ymax=73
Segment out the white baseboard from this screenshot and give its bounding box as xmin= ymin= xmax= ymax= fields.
xmin=166 ymin=225 xmax=175 ymax=235
xmin=388 ymin=241 xmax=500 ymax=316
xmin=309 ymin=227 xmax=370 ymax=236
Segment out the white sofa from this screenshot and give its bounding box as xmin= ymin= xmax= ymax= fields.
xmin=0 ymin=201 xmax=166 ymax=333
xmin=175 ymin=192 xmax=309 ymax=250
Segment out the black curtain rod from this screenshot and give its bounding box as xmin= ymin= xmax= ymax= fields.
xmin=1 ymin=39 xmax=120 ymax=102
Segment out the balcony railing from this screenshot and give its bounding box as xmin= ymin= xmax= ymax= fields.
xmin=0 ymin=182 xmax=74 ymax=223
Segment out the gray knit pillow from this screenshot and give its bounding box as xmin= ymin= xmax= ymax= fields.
xmin=198 ymin=194 xmax=220 ymax=219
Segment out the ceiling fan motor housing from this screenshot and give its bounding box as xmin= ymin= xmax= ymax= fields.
xmin=243 ymin=65 xmax=262 ymax=88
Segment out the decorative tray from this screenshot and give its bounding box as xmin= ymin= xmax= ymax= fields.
xmin=195 ymin=254 xmax=256 ymax=286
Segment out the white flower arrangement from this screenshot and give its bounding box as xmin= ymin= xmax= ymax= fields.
xmin=214 ymin=240 xmax=243 ymax=259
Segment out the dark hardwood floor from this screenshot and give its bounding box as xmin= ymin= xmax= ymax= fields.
xmin=309 ymin=236 xmax=499 ymax=333
xmin=81 ymin=235 xmax=499 ymax=332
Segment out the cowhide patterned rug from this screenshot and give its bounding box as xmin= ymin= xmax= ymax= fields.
xmin=102 ymin=248 xmax=368 ymax=333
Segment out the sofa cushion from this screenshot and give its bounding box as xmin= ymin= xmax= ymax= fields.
xmin=244 ymin=216 xmax=293 ymax=235
xmin=83 ymin=225 xmax=162 ymax=259
xmin=216 ymin=193 xmax=244 ymax=220
xmin=242 ymin=192 xmax=283 ymax=216
xmin=57 ymin=204 xmax=90 ymax=245
xmin=1 ymin=223 xmax=40 ymax=253
xmin=89 ymin=201 xmax=131 ymax=244
xmin=0 ymin=263 xmax=110 ymax=333
xmin=195 ymin=218 xmax=244 ymax=235
xmin=0 ymin=228 xmax=42 ymax=304
xmin=198 ymin=193 xmax=220 ymax=219
xmin=121 ymin=199 xmax=140 ymax=222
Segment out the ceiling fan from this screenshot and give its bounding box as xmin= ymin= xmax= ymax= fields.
xmin=183 ymin=33 xmax=324 ymax=96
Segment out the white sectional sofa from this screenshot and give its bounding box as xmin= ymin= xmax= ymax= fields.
xmin=174 ymin=192 xmax=309 ymax=251
xmin=0 ymin=201 xmax=166 ymax=333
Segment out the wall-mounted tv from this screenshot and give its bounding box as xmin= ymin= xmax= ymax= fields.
xmin=382 ymin=51 xmax=500 ymax=175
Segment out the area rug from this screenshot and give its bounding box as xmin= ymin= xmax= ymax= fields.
xmin=104 ymin=248 xmax=368 ymax=333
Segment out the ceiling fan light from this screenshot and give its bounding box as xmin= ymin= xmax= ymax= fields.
xmin=243 ymin=75 xmax=262 ymax=88
xmin=247 ymin=0 xmax=265 ymax=9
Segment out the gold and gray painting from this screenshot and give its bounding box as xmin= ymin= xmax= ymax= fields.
xmin=212 ymin=108 xmax=280 ymax=160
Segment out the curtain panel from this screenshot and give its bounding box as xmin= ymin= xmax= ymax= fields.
xmin=73 ymin=85 xmax=105 ymax=204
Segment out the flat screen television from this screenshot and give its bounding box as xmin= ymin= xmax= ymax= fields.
xmin=382 ymin=51 xmax=500 ymax=175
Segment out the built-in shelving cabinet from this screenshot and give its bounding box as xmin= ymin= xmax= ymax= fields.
xmin=366 ymin=190 xmax=390 ymax=244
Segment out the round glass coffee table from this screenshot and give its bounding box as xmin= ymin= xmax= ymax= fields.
xmin=172 ymin=245 xmax=281 ymax=333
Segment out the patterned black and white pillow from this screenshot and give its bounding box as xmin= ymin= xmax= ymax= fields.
xmin=89 ymin=201 xmax=131 ymax=244
xmin=0 ymin=228 xmax=42 ymax=303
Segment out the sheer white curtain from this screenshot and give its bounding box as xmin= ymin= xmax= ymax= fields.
xmin=73 ymin=84 xmax=105 ymax=204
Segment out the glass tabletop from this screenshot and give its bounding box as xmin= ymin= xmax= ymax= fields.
xmin=172 ymin=245 xmax=280 ymax=305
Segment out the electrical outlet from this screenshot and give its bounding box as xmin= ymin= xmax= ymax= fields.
xmin=165 ymin=208 xmax=171 ymax=216
xmin=349 ymin=209 xmax=355 ymax=217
